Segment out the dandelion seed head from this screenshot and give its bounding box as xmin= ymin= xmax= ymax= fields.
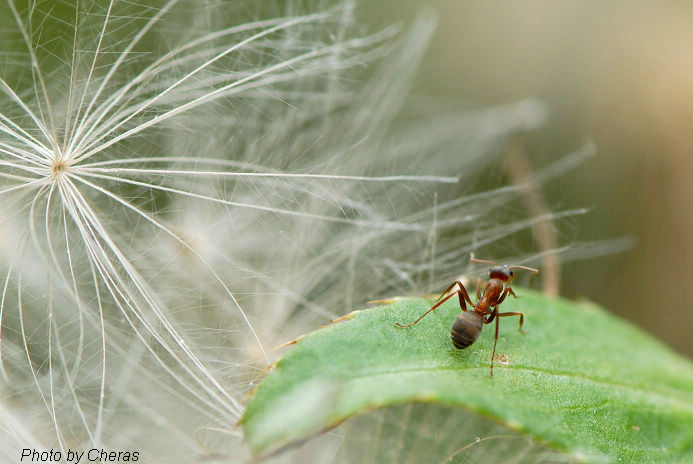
xmin=50 ymin=158 xmax=68 ymax=178
xmin=0 ymin=0 xmax=577 ymax=461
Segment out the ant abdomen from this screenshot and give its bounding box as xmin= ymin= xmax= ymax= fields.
xmin=451 ymin=311 xmax=483 ymax=349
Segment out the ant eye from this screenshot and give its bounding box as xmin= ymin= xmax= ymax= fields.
xmin=509 ymin=271 xmax=514 ymax=276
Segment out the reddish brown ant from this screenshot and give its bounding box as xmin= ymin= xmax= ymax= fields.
xmin=395 ymin=254 xmax=539 ymax=376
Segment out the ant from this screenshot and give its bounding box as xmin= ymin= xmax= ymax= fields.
xmin=395 ymin=254 xmax=538 ymax=376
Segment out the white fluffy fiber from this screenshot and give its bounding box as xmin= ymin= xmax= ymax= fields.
xmin=0 ymin=1 xmax=558 ymax=461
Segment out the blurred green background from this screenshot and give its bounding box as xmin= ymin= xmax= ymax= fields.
xmin=369 ymin=1 xmax=693 ymax=357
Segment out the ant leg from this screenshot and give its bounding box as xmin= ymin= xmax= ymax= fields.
xmin=457 ymin=287 xmax=472 ymax=313
xmin=498 ymin=311 xmax=524 ymax=333
xmin=436 ymin=281 xmax=460 ymax=301
xmin=490 ymin=307 xmax=499 ymax=377
xmin=476 ymin=278 xmax=482 ymax=300
xmin=395 ymin=292 xmax=458 ymax=328
xmin=437 ymin=281 xmax=475 ymax=307
xmin=456 ymin=281 xmax=475 ymax=308
xmin=488 ymin=309 xmax=524 ymax=376
xmin=494 ymin=287 xmax=519 ymax=308
xmin=494 ymin=287 xmax=511 ymax=306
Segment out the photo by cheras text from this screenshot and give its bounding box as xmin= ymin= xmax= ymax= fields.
xmin=21 ymin=449 xmax=140 ymax=463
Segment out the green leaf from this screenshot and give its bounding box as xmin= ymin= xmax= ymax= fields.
xmin=241 ymin=289 xmax=693 ymax=462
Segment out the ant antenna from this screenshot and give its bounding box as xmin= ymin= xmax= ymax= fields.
xmin=509 ymin=264 xmax=540 ymax=286
xmin=508 ymin=264 xmax=539 ymax=274
xmin=469 ymin=253 xmax=498 ymax=266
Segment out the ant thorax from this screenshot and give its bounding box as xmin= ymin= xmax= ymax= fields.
xmin=478 ymin=279 xmax=505 ymax=309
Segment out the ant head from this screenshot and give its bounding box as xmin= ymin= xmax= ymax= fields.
xmin=489 ymin=265 xmax=514 ymax=282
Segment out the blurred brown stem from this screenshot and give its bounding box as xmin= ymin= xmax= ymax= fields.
xmin=504 ymin=142 xmax=560 ymax=296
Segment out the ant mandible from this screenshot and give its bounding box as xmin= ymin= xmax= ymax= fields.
xmin=395 ymin=254 xmax=539 ymax=376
